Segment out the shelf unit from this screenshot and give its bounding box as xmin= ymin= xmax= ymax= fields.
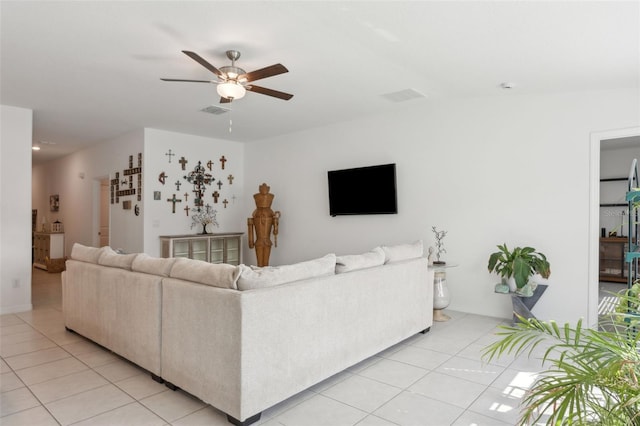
xmin=33 ymin=232 xmax=65 ymax=270
xmin=160 ymin=232 xmax=243 ymax=265
xmin=599 ymin=237 xmax=629 ymax=283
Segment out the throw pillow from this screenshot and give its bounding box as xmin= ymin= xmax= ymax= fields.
xmin=237 ymin=253 xmax=337 ymax=291
xmin=381 ymin=240 xmax=423 ymax=264
xmin=169 ymin=258 xmax=240 ymax=290
xmin=70 ymin=243 xmax=103 ymax=264
xmin=336 ymin=247 xmax=385 ymax=273
xmin=131 ymin=253 xmax=176 ymax=277
xmin=97 ymin=246 xmax=138 ymax=270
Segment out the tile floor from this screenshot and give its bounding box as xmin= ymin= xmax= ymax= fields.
xmin=1 ymin=268 xmax=553 ymax=426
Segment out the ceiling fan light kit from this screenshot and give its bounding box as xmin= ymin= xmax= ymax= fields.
xmin=162 ymin=49 xmax=293 ymax=103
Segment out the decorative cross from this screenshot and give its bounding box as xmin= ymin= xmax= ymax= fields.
xmin=158 ymin=172 xmax=167 ymax=185
xmin=219 ymin=155 xmax=227 ymax=170
xmin=223 ymin=198 xmax=229 ymax=209
xmin=217 ymin=180 xmax=223 ymax=190
xmin=228 ymin=174 xmax=234 ymax=185
xmin=206 ymin=160 xmax=213 ymax=171
xmin=165 ymin=149 xmax=175 ymax=163
xmin=183 ymin=192 xmax=189 ymax=202
xmin=212 ymin=191 xmax=220 ymax=203
xmin=167 ymin=194 xmax=182 ymax=213
xmin=184 ymin=205 xmax=190 ymax=216
xmin=179 ymin=156 xmax=188 ymax=170
xmin=174 ymin=180 xmax=181 ymax=190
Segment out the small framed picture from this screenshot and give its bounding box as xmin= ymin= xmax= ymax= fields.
xmin=50 ymin=194 xmax=59 ymax=212
xmin=154 ymin=191 xmax=161 ymax=200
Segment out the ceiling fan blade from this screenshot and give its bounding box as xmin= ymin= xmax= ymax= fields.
xmin=160 ymin=78 xmax=213 ymax=83
xmin=220 ymin=97 xmax=232 ymax=104
xmin=241 ymin=64 xmax=288 ymax=82
xmin=182 ymin=50 xmax=223 ymax=77
xmin=246 ymin=85 xmax=293 ymax=101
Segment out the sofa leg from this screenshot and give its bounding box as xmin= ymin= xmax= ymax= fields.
xmin=165 ymin=381 xmax=179 ymax=391
xmin=420 ymin=327 xmax=431 ymax=334
xmin=151 ymin=373 xmax=164 ymax=384
xmin=226 ymin=413 xmax=261 ymax=426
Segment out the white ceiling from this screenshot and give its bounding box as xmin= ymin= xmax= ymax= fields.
xmin=1 ymin=1 xmax=638 ymax=164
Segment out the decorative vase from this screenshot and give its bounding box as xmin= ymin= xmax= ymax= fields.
xmin=433 ymin=271 xmax=451 ymax=321
xmin=506 ymin=276 xmax=517 ymax=293
xmin=201 ymin=223 xmax=208 ymax=235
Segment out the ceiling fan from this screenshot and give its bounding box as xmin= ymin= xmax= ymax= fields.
xmin=161 ymin=50 xmax=293 ymax=103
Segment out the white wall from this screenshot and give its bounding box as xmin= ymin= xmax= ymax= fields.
xmin=600 ymin=145 xmax=640 ymax=237
xmin=1 ymin=105 xmax=33 ymax=314
xmin=142 ymin=129 xmax=245 ymax=257
xmin=32 ymin=130 xmax=145 ymax=255
xmin=245 ymin=88 xmax=640 ymax=323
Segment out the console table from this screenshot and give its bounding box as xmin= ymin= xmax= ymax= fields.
xmin=160 ymin=232 xmax=243 ymax=265
xmin=33 ymin=232 xmax=65 ymax=270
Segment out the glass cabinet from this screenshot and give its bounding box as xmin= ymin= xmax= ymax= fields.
xmin=160 ymin=233 xmax=243 ymax=265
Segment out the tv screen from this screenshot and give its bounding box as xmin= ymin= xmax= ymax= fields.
xmin=327 ymin=163 xmax=398 ymax=216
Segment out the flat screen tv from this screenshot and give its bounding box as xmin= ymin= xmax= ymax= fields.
xmin=327 ymin=163 xmax=397 ymax=216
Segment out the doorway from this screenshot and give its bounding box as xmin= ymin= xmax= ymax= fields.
xmin=589 ymin=127 xmax=640 ymax=329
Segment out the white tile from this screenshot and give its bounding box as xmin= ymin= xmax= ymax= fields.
xmin=45 ymin=384 xmax=134 ymax=425
xmin=466 ymin=386 xmax=524 ymax=425
xmin=261 ymin=389 xmax=315 ymax=420
xmin=273 ymin=393 xmax=367 ymax=426
xmin=346 ymin=356 xmax=382 ymax=374
xmin=354 ymin=415 xmax=398 ymax=426
xmin=172 ymin=406 xmax=230 ymax=426
xmin=386 ymin=345 xmax=452 ymax=370
xmin=308 ymin=369 xmax=353 ymax=393
xmin=358 ymin=358 xmax=428 ymax=388
xmin=94 ymin=359 xmax=144 ymax=382
xmin=0 ymin=359 xmax=11 ymax=374
xmin=0 ymin=405 xmax=59 ymax=426
xmin=322 ymin=374 xmax=402 ymax=412
xmin=0 ymin=336 xmax=58 ymax=358
xmin=1 ymin=330 xmax=46 ymax=346
xmin=74 ymin=348 xmax=120 ymax=368
xmin=0 ymin=315 xmax=24 ymax=327
xmin=435 ymin=356 xmax=505 ymax=386
xmin=60 ymin=339 xmax=104 ymax=356
xmin=115 ymin=374 xmax=167 ymax=400
xmin=408 ymin=371 xmax=487 ymax=409
xmin=4 ymin=347 xmax=71 ymax=370
xmin=373 ymin=391 xmax=464 ymax=426
xmin=0 ymin=371 xmax=25 ymax=392
xmin=41 ymin=329 xmax=85 ymax=346
xmin=140 ymin=389 xmax=206 ymax=422
xmin=452 ymin=409 xmax=512 ymax=425
xmin=0 ymin=387 xmax=41 ymax=417
xmin=0 ymin=323 xmax=34 ymax=336
xmin=14 ymin=356 xmax=88 ymax=385
xmin=410 ymin=334 xmax=471 ymax=355
xmin=29 ymin=370 xmax=109 ymax=404
xmin=490 ymin=368 xmax=540 ymax=394
xmin=71 ymin=402 xmax=166 ymax=426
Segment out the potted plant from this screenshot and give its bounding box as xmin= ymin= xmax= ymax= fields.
xmin=482 ymin=294 xmax=640 ymax=425
xmin=487 ymin=244 xmax=551 ymax=292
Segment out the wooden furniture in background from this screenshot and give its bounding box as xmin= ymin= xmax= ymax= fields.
xmin=33 ymin=232 xmax=65 ymax=270
xmin=160 ymin=232 xmax=242 ymax=265
xmin=599 ymin=237 xmax=628 ymax=283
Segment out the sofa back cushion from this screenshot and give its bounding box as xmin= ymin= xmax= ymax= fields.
xmin=237 ymin=254 xmax=336 ymax=291
xmin=382 ymin=240 xmax=424 ymax=264
xmin=98 ymin=247 xmax=138 ymax=270
xmin=70 ymin=243 xmax=104 ymax=264
xmin=132 ymin=253 xmax=176 ymax=277
xmin=169 ymin=258 xmax=240 ymax=289
xmin=336 ymin=247 xmax=385 ymax=273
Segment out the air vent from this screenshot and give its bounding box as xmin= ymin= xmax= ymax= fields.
xmin=200 ymin=105 xmax=230 ymax=115
xmin=381 ymin=89 xmax=425 ymax=103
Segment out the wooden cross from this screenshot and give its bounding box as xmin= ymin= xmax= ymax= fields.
xmin=206 ymin=160 xmax=213 ymax=171
xmin=165 ymin=149 xmax=175 ymax=163
xmin=184 ymin=205 xmax=190 ymax=216
xmin=219 ymin=155 xmax=227 ymax=169
xmin=167 ymin=194 xmax=182 ymax=213
xmin=223 ymin=198 xmax=229 ymax=209
xmin=158 ymin=172 xmax=167 ymax=185
xmin=212 ymin=191 xmax=220 ymax=203
xmin=217 ymin=180 xmax=223 ymax=190
xmin=228 ymin=174 xmax=234 ymax=185
xmin=179 ymin=156 xmax=188 ymax=170
xmin=183 ymin=192 xmax=189 ymax=202
xmin=174 ymin=180 xmax=181 ymax=190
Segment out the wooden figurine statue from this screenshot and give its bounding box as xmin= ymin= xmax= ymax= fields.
xmin=247 ymin=183 xmax=281 ymax=266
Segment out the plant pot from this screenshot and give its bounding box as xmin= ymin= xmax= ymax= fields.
xmin=506 ymin=276 xmax=517 ymax=293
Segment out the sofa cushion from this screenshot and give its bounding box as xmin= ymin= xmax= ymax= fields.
xmin=336 ymin=247 xmax=385 ymax=273
xmin=169 ymin=258 xmax=240 ymax=290
xmin=382 ymin=240 xmax=423 ymax=264
xmin=132 ymin=253 xmax=176 ymax=277
xmin=98 ymin=247 xmax=138 ymax=270
xmin=70 ymin=243 xmax=103 ymax=264
xmin=238 ymin=254 xmax=337 ymax=291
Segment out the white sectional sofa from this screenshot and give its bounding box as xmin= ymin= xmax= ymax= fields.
xmin=62 ymin=242 xmax=433 ymax=426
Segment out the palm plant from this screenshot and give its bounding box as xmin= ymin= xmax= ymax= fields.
xmin=482 ymin=293 xmax=640 ymax=425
